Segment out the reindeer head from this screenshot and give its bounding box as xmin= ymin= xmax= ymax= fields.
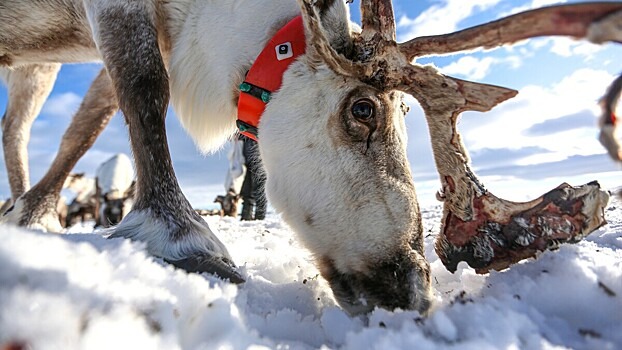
xmin=214 ymin=190 xmax=240 ymax=217
xmin=102 ymin=197 xmax=125 ymax=227
xmin=258 ymin=0 xmax=622 ymax=315
xmin=259 ymin=0 xmax=437 ymax=315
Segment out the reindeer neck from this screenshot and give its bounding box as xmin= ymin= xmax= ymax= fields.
xmin=236 ymin=16 xmax=306 ymax=141
xmin=166 ymin=0 xmax=300 ymax=152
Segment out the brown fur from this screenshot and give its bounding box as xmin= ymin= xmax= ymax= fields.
xmin=214 ymin=190 xmax=240 ymax=218
xmin=2 ymin=64 xmax=60 ymax=200
xmin=4 ymin=68 xmax=118 ymax=228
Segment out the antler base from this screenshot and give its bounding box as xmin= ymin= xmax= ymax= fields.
xmin=435 ymin=182 xmax=609 ymax=274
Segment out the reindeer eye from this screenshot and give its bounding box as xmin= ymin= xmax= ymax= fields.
xmin=351 ymin=99 xmax=375 ymax=122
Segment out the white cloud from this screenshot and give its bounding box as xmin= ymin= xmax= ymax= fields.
xmin=526 ymin=33 xmax=604 ymax=59
xmin=541 ymin=37 xmax=603 ymax=58
xmin=396 ymin=0 xmax=501 ymax=41
xmin=500 ymin=0 xmax=568 ymax=17
xmin=438 ymin=55 xmax=522 ymax=80
xmin=396 ymin=0 xmax=590 ymax=60
xmin=41 ymin=92 xmax=82 ymax=119
xmin=501 ymin=1 xmax=603 ymax=60
xmin=531 ymin=0 xmax=567 ymax=7
xmin=460 ymin=68 xmax=615 ymax=164
xmin=440 ymin=56 xmax=496 ymax=80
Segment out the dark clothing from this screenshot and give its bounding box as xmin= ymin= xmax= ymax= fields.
xmin=239 ymin=135 xmax=267 ymax=220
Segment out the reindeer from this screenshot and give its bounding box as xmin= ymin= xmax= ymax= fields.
xmin=63 ymin=173 xmax=98 ymax=227
xmin=94 ymin=153 xmax=135 ymax=228
xmin=213 ymin=190 xmax=240 ymax=218
xmin=1 ymin=0 xmax=620 ymax=315
xmin=0 ymin=199 xmax=8 ymax=216
xmin=1 ymin=64 xmax=117 ymax=232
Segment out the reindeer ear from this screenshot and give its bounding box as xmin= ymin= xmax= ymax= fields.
xmin=313 ymin=0 xmax=354 ymax=55
xmin=299 ymin=0 xmax=367 ymax=77
xmin=300 ymin=0 xmax=354 ymax=58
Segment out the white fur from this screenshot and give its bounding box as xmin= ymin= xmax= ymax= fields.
xmin=1 ymin=198 xmax=64 ymax=233
xmin=261 ymin=60 xmax=415 ymax=273
xmin=106 ymin=209 xmax=231 ymax=261
xmin=168 ymin=0 xmax=300 ymax=153
xmin=1 ymin=0 xmax=408 ymax=264
xmin=66 ymin=176 xmax=96 ymax=203
xmin=95 ymin=153 xmax=135 ymax=199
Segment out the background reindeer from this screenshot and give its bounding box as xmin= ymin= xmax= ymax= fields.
xmin=0 ymin=65 xmax=117 ymax=232
xmin=1 ymin=0 xmax=620 ymax=316
xmin=213 ymin=190 xmax=240 ymax=218
xmin=94 ymin=153 xmax=136 ymax=228
xmin=63 ymin=173 xmax=98 ymax=227
xmin=214 ymin=138 xmax=246 ymax=218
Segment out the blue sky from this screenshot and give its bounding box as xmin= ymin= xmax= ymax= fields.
xmin=1 ymin=0 xmax=621 ymax=208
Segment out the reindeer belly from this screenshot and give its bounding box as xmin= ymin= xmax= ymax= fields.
xmin=0 ymin=0 xmax=99 ymax=66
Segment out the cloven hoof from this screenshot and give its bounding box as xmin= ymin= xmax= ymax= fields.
xmin=166 ymin=254 xmax=245 ymax=284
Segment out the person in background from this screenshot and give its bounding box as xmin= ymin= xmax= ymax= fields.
xmin=239 ymin=134 xmax=267 ymax=220
xmin=216 ymin=138 xmax=245 ymax=217
xmin=598 ymin=72 xmax=622 ymax=162
xmin=224 ymin=137 xmax=245 ymax=193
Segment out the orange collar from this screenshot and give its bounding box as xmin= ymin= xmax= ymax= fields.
xmin=236 ymin=16 xmax=306 ymax=141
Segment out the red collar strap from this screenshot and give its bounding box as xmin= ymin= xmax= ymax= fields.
xmin=236 ymin=16 xmax=306 ymax=141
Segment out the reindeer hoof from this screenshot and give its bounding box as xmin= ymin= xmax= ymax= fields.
xmin=435 ymin=181 xmax=609 ymax=274
xmin=166 ymin=254 xmax=245 ymax=284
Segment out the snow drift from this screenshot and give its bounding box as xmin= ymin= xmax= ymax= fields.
xmin=0 ymin=197 xmax=620 ymax=349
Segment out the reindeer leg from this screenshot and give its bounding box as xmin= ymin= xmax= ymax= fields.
xmin=2 ymin=69 xmax=117 ymax=231
xmin=84 ymin=0 xmax=243 ymax=283
xmin=1 ymin=64 xmax=60 ymax=202
xmin=408 ymin=72 xmax=609 ymax=273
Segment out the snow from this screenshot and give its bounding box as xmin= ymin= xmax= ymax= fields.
xmin=1 ymin=190 xmax=621 ymax=349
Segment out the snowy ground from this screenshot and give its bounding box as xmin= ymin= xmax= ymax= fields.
xmin=1 ymin=189 xmax=621 ymax=349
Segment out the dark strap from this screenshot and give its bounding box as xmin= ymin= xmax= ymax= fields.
xmin=236 ymin=119 xmax=258 ymax=138
xmin=239 ymin=81 xmax=271 ymax=103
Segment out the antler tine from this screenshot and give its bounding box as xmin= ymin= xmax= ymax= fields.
xmin=451 ymin=78 xmax=518 ymax=113
xmin=298 ymin=0 xmax=370 ymax=77
xmin=386 ymin=2 xmax=614 ymax=275
xmin=399 ymin=2 xmax=622 ymax=60
xmin=395 ymin=65 xmax=608 ymax=274
xmin=397 ymin=64 xmax=517 ymax=114
xmin=360 ymin=0 xmax=397 ymax=41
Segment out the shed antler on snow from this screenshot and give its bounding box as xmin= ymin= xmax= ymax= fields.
xmin=347 ymin=0 xmax=621 ymax=273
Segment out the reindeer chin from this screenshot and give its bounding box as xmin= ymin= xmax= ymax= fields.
xmin=318 ymin=249 xmax=433 ymax=316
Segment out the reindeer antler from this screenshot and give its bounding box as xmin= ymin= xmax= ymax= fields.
xmin=360 ymin=0 xmax=396 ymax=40
xmin=352 ymin=0 xmax=619 ymax=273
xmin=399 ymin=2 xmax=622 ymax=60
xmin=299 ymin=0 xmax=617 ymax=272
